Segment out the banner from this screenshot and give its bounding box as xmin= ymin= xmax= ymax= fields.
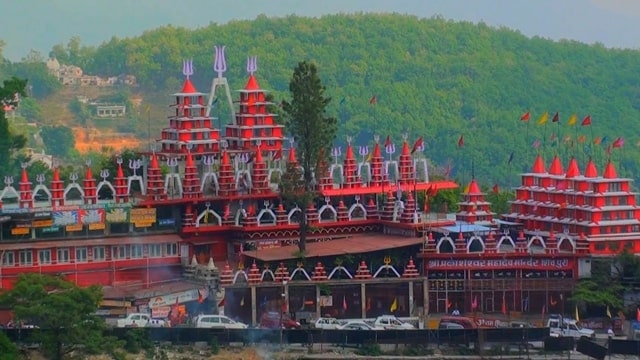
xmin=53 ymin=211 xmax=79 ymax=226
xmin=106 ymin=208 xmax=129 ymax=223
xmin=148 ymin=288 xmax=207 ymax=308
xmin=426 ymin=258 xmax=574 ymax=270
xmin=130 ymin=208 xmax=156 ymax=227
xmin=80 ymin=209 xmax=105 ymax=224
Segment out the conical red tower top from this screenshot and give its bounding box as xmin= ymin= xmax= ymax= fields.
xmin=372 ymin=141 xmax=381 ymax=158
xmin=181 ymin=79 xmax=197 ymax=94
xmin=21 ymin=166 xmax=29 ymax=183
xmin=466 ymin=179 xmax=482 ymax=195
xmin=116 ymin=161 xmax=124 ymax=178
xmin=548 ymin=156 xmax=564 ymax=175
xmin=221 ymin=150 xmax=230 ymax=166
xmin=255 ymin=145 xmax=263 ymax=164
xmin=565 ymin=157 xmax=580 ymax=178
xmin=245 ymin=75 xmax=260 ymax=91
xmin=531 ymin=154 xmax=545 ymax=173
xmin=52 ymin=167 xmax=60 ymax=182
xmin=185 ymin=152 xmax=194 ymax=168
xmin=150 ymin=152 xmax=159 ymax=169
xmin=401 ymin=140 xmax=410 ymax=156
xmin=288 ymin=147 xmax=297 ymax=163
xmin=583 ymin=159 xmax=598 ymax=178
xmin=85 ymin=165 xmax=93 ymax=180
xmin=603 ymin=161 xmax=618 ymax=179
xmin=345 ymin=143 xmax=354 ymax=160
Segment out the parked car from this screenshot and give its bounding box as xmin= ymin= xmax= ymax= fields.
xmin=195 ymin=315 xmax=248 ymax=329
xmin=337 ymin=320 xmax=384 ymax=330
xmin=260 ymin=312 xmax=301 ymax=329
xmin=439 ymin=322 xmax=465 ymax=330
xmin=314 ymin=317 xmax=343 ymax=330
xmin=374 ymin=315 xmax=415 ymax=330
xmin=116 ymin=313 xmax=165 ymax=328
xmin=438 ymin=316 xmax=478 ymax=329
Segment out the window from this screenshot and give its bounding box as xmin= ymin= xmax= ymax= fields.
xmin=93 ymin=246 xmax=105 ymax=261
xmin=165 ymin=243 xmax=178 ymax=256
xmin=131 ymin=244 xmax=143 ymax=259
xmin=76 ymin=247 xmax=88 ymax=263
xmin=2 ymin=252 xmax=14 ymax=266
xmin=149 ymin=244 xmax=162 ymax=258
xmin=113 ymin=246 xmax=128 ymax=259
xmin=19 ymin=250 xmax=32 ymax=266
xmin=38 ymin=250 xmax=51 ymax=265
xmin=57 ymin=248 xmax=70 ymax=264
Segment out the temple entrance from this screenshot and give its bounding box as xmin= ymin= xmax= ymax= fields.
xmin=194 ymin=244 xmax=211 ymax=265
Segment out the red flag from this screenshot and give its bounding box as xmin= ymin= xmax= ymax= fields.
xmin=550 ymin=296 xmax=557 ymax=306
xmin=197 ymin=289 xmax=204 ymax=304
xmin=384 ymin=135 xmax=391 ymax=147
xmin=613 ymin=137 xmax=625 ymax=148
xmin=446 ymin=298 xmax=452 ymax=309
xmin=552 ymin=112 xmax=560 ymax=123
xmin=581 ymin=115 xmax=592 ymax=126
xmin=218 ymin=297 xmax=225 ymax=307
xmin=369 ymin=95 xmax=377 ymax=105
xmin=471 ymin=295 xmax=478 ymax=310
xmin=457 ymin=135 xmax=464 ymax=148
xmin=636 ymin=308 xmax=640 ymax=322
xmin=520 ymin=111 xmax=530 ymax=121
xmin=343 ymin=295 xmax=347 ymax=311
xmin=411 ymin=136 xmax=423 ymax=154
xmin=492 ymin=184 xmax=499 ymax=194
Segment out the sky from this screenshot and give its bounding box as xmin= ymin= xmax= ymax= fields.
xmin=2 ymin=0 xmax=640 ymax=61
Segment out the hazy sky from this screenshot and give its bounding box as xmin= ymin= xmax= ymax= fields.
xmin=2 ymin=0 xmax=639 ymax=61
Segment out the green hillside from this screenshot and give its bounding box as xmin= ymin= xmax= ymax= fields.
xmin=39 ymin=14 xmax=640 ymax=185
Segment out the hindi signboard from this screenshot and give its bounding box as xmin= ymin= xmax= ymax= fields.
xmin=426 ymin=257 xmax=574 ymax=271
xmin=130 ymin=208 xmax=156 ymax=227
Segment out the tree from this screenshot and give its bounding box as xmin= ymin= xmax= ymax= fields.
xmin=41 ymin=125 xmax=75 ymax=158
xmin=0 ymin=77 xmax=28 ymax=175
xmin=0 ymin=274 xmax=105 ymax=360
xmin=282 ymin=61 xmax=337 ymax=253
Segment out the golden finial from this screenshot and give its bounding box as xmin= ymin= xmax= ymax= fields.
xmin=384 ymin=256 xmax=392 ymax=265
xmin=238 ymin=261 xmax=245 ymax=270
xmin=297 ymin=261 xmax=303 ymax=268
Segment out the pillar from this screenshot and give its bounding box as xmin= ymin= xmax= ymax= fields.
xmin=361 ymin=283 xmax=366 ymax=319
xmin=408 ymin=281 xmax=414 ymax=316
xmin=423 ymin=278 xmax=429 ymax=325
xmin=251 ymin=286 xmax=257 ymax=327
xmin=315 ymin=285 xmax=321 ymax=319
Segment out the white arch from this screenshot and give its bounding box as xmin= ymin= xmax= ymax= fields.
xmin=327 ymin=266 xmax=353 ymax=280
xmin=0 ymin=185 xmax=19 ymax=208
xmin=235 ymin=170 xmax=252 ymax=190
xmin=232 ymin=270 xmax=248 ymax=284
xmin=32 ymin=184 xmax=52 ymax=202
xmin=373 ymin=265 xmax=401 ymax=278
xmin=127 ymin=175 xmax=145 ymax=195
xmin=348 ymin=203 xmax=367 ymax=220
xmin=200 ymin=172 xmax=220 ymax=194
xmin=557 ymin=236 xmax=576 ymax=252
xmin=96 ymin=180 xmax=116 ymax=201
xmin=164 ymin=173 xmax=183 ymax=197
xmin=257 ymin=208 xmax=277 ymax=226
xmin=414 ymin=158 xmax=429 ymax=182
xmin=496 ymin=236 xmax=516 ymax=253
xmin=467 ymin=236 xmax=485 ymax=253
xmin=195 ymin=209 xmax=222 ymax=227
xmin=234 ymin=208 xmax=247 ymax=226
xmin=63 ymin=183 xmax=85 ymax=204
xmin=357 ymin=162 xmax=371 ymax=184
xmin=383 ymin=160 xmax=399 ymax=182
xmin=329 ymin=164 xmax=344 ymax=185
xmin=527 ymin=236 xmax=546 ymax=250
xmin=436 ymin=236 xmax=455 ymax=253
xmin=287 ymin=207 xmax=302 ymax=225
xmin=318 ymin=204 xmax=337 ymax=222
xmin=261 ymin=269 xmax=275 ymax=282
xmin=289 ymin=267 xmax=311 ymax=281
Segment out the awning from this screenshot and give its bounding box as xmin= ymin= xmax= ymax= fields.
xmin=0 ymin=233 xmax=182 ymax=251
xmin=435 ymin=222 xmax=492 ymax=234
xmin=245 ymin=234 xmax=424 ymax=262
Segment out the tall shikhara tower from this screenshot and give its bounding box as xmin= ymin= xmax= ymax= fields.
xmin=224 ymin=56 xmax=285 ymax=153
xmin=159 ymin=59 xmax=221 ymax=155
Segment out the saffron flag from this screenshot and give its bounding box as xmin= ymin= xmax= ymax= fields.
xmin=567 ymin=113 xmax=577 ymax=126
xmin=550 ymin=296 xmax=557 ymax=306
xmin=593 ymin=136 xmax=602 ymax=145
xmin=446 ymin=298 xmax=452 ymax=309
xmin=457 ymin=135 xmax=464 ymax=148
xmin=369 ymin=95 xmax=377 ymax=105
xmin=343 ymin=295 xmax=348 ymax=311
xmin=578 ymin=135 xmax=586 ymax=143
xmin=471 ymin=295 xmax=478 ymax=310
xmin=581 ymin=115 xmax=592 ymax=126
xmin=520 ymin=111 xmax=530 ymax=121
xmin=411 ymin=136 xmax=423 ymax=154
xmin=537 ymin=112 xmax=549 ymax=125
xmin=576 ymin=305 xmax=580 ymax=322
xmin=390 ymin=298 xmax=398 ymax=312
xmin=607 ymin=305 xmax=612 ymax=319
xmin=492 ymin=184 xmax=499 ymax=194
xmin=552 ymin=112 xmax=560 ymax=123
xmin=198 ymin=289 xmax=204 ymax=304
xmin=365 ymin=151 xmax=373 ymax=162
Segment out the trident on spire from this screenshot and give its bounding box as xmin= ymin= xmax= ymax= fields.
xmin=182 ymin=59 xmax=194 ymax=80
xmin=331 ymin=146 xmax=342 ymax=164
xmin=358 ymin=145 xmax=369 ymax=163
xmin=246 ymin=56 xmax=258 ymax=75
xmin=214 ymin=45 xmax=227 ymax=78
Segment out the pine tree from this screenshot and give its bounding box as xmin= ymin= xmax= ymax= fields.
xmin=282 ymin=62 xmax=337 ymax=253
xmin=0 ymin=77 xmax=28 ymax=175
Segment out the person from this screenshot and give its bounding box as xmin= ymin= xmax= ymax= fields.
xmin=608 ymin=326 xmax=614 ymax=340
xmin=451 ymin=308 xmax=461 ymax=316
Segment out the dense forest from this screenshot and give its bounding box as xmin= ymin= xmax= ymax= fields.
xmin=2 ymin=13 xmax=640 ymax=186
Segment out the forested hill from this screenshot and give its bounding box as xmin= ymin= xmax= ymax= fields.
xmin=60 ymin=14 xmax=640 ymax=186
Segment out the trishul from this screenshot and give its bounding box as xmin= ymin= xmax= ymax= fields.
xmin=182 ymin=59 xmax=194 ymax=80
xmin=246 ymin=56 xmax=258 ymax=75
xmin=213 ymin=45 xmax=226 ymax=79
xmin=331 ymin=146 xmax=342 ymax=164
xmin=129 ymin=159 xmax=142 ymax=176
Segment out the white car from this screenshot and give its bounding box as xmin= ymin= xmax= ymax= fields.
xmin=337 ymin=320 xmax=384 ymax=330
xmin=195 ymin=314 xmax=248 ymax=329
xmin=314 ymin=317 xmax=343 ymax=330
xmin=374 ymin=315 xmax=415 ymax=330
xmin=116 ymin=313 xmax=165 ymax=328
